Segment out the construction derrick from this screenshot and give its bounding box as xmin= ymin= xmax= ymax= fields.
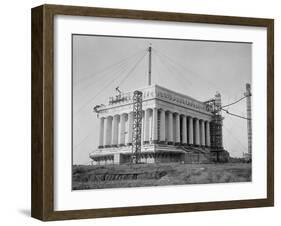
xmin=131 ymin=90 xmax=143 ymax=164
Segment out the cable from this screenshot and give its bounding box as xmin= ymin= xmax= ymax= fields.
xmin=154 ymin=50 xmax=188 ymax=85
xmin=223 ymin=111 xmax=248 ymax=136
xmin=154 ymin=50 xmax=192 ymax=90
xmin=74 ymin=60 xmax=132 ymax=114
xmin=74 ymin=51 xmax=148 ymax=115
xmin=74 ymin=49 xmax=146 ymax=87
xmin=154 ymin=46 xmax=219 ymax=92
xmin=223 ymin=125 xmax=248 ymax=152
xmin=153 ymin=46 xmax=245 ymax=106
xmin=154 ymin=49 xmax=194 ymax=87
xmin=221 ymin=108 xmax=250 ymax=120
xmin=73 ymin=131 xmax=93 ymax=150
xmin=74 ymin=63 xmax=131 ymax=115
xmin=75 ymin=54 xmax=135 ymax=99
xmin=116 ymin=51 xmax=148 ymax=88
xmin=221 ymin=96 xmax=247 ymax=108
xmin=74 ymin=50 xmax=146 ymax=92
xmin=74 ymin=66 xmax=130 ymax=115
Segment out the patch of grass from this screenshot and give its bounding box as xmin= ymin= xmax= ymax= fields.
xmin=72 ymin=162 xmax=252 ymax=190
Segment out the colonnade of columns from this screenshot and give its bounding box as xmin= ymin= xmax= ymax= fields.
xmin=157 ymin=109 xmax=211 ymax=147
xmin=98 ymin=109 xmax=211 ymax=148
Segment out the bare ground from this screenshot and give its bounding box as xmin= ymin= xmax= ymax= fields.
xmin=72 ymin=162 xmax=252 ymax=190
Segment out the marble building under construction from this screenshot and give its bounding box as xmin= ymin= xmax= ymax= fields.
xmin=89 ymin=84 xmax=229 ymax=165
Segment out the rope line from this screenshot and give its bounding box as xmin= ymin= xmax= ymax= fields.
xmin=73 ymin=131 xmax=93 ymax=150
xmin=73 ymin=60 xmax=133 ymax=115
xmin=154 ymin=49 xmax=194 ymax=87
xmin=74 ymin=50 xmax=146 ymax=92
xmin=223 ymin=123 xmax=248 ymax=152
xmin=221 ymin=109 xmax=250 ymax=120
xmin=154 ymin=50 xmax=193 ymax=90
xmin=155 ymin=46 xmax=249 ymax=122
xmin=74 ymin=51 xmax=148 ymax=115
xmin=75 ymin=54 xmax=136 ymax=99
xmin=153 ymin=46 xmax=219 ymax=92
xmin=221 ymin=96 xmax=247 ymax=108
xmin=74 ymin=49 xmax=146 ymax=87
xmin=116 ymin=51 xmax=148 ymax=88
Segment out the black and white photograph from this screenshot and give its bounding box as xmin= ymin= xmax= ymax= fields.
xmin=72 ymin=34 xmax=252 ymax=190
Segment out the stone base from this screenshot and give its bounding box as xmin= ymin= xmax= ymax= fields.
xmin=158 ymin=141 xmax=166 ymax=144
xmin=90 ymin=142 xmax=218 ymax=165
xmin=210 ymin=149 xmax=230 ymax=163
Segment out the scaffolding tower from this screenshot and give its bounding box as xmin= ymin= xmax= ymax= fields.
xmin=131 ymin=90 xmax=143 ymax=164
xmin=205 ymin=92 xmax=228 ymax=162
xmin=210 ymin=92 xmax=223 ymax=150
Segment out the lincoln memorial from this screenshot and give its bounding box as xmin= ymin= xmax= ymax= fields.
xmin=89 ymin=84 xmax=227 ymax=165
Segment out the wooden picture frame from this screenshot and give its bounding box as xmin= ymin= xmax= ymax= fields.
xmin=31 ymin=4 xmax=274 ymax=221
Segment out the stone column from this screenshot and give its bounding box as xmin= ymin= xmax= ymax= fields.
xmin=195 ymin=118 xmax=200 ymax=146
xmin=98 ymin=117 xmax=105 ymax=148
xmin=127 ymin=112 xmax=133 ymax=145
xmin=111 ymin=115 xmax=119 ymax=146
xmin=152 ymin=108 xmax=158 ymax=143
xmin=175 ymin=113 xmax=180 ymax=144
xmin=188 ymin=117 xmax=193 ymax=145
xmin=118 ymin=114 xmax=126 ymax=146
xmin=144 ymin=109 xmax=150 ymax=144
xmin=168 ymin=111 xmax=174 ymax=144
xmin=114 ymin=153 xmax=120 ymax=164
xmin=104 ymin=116 xmax=112 ymax=147
xmin=181 ymin=115 xmax=187 ymax=145
xmin=200 ymin=120 xmax=205 ymax=146
xmin=206 ymin=121 xmax=211 ymax=147
xmin=159 ymin=109 xmax=166 ymax=143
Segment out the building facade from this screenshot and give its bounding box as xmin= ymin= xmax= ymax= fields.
xmin=90 ymin=84 xmax=226 ymax=165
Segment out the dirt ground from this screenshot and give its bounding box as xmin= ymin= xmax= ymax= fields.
xmin=72 ymin=162 xmax=252 ymax=190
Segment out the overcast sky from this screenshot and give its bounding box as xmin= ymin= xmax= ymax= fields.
xmin=72 ymin=34 xmax=251 ymax=165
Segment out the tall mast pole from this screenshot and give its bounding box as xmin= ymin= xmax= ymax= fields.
xmin=245 ymin=83 xmax=252 ymax=161
xmin=148 ymin=44 xmax=152 ymax=86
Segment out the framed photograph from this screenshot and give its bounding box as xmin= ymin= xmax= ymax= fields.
xmin=31 ymin=4 xmax=274 ymax=221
